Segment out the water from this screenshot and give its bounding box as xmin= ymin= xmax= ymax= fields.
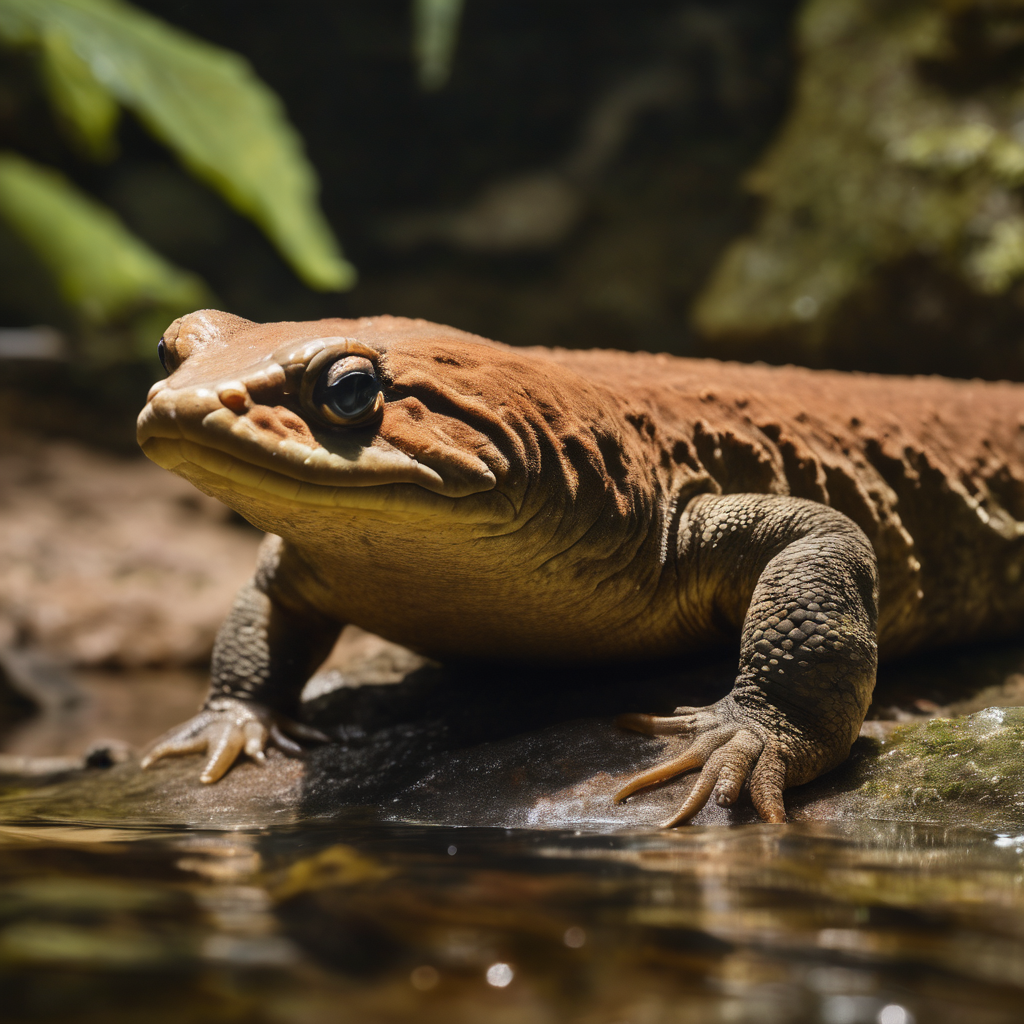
xmin=3 ymin=640 xmax=1024 ymax=1021
xmin=2 ymin=817 xmax=1023 ymax=1023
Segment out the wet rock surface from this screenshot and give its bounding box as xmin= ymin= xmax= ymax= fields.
xmin=2 ymin=631 xmax=1024 ymax=833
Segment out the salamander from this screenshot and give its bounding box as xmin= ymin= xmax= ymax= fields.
xmin=135 ymin=309 xmax=1024 ymax=824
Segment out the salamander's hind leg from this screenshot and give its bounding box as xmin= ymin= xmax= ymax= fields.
xmin=614 ymin=698 xmax=786 ymax=825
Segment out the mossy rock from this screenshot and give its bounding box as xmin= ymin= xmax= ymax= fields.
xmin=694 ymin=0 xmax=1024 ymax=377
xmin=797 ymin=707 xmax=1024 ymax=828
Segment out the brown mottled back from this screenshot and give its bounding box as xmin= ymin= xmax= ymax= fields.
xmin=538 ymin=346 xmax=1024 ymax=654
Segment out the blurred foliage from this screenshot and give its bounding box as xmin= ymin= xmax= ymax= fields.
xmin=0 ymin=153 xmax=209 ymax=358
xmin=0 ymin=0 xmax=353 ymax=359
xmin=694 ymin=0 xmax=1024 ymax=348
xmin=413 ymin=0 xmax=466 ymax=91
xmin=38 ymin=21 xmax=120 ymax=161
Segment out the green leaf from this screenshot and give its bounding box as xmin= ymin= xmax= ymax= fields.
xmin=0 ymin=152 xmax=209 ymax=346
xmin=39 ymin=25 xmax=120 ymax=159
xmin=0 ymin=0 xmax=355 ymax=291
xmin=413 ymin=0 xmax=466 ymax=91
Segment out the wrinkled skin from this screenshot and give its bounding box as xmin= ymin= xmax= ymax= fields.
xmin=136 ymin=310 xmax=1024 ymax=824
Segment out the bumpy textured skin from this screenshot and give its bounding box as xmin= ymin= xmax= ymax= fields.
xmin=208 ymin=536 xmax=341 ymax=712
xmin=136 ymin=311 xmax=1024 ymax=821
xmin=625 ymin=494 xmax=879 ymax=824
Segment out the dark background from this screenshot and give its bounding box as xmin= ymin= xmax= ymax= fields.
xmin=1 ymin=1 xmax=794 ymax=377
xmin=5 ymin=0 xmax=1024 ymax=450
xmin=118 ymin=0 xmax=795 ymax=348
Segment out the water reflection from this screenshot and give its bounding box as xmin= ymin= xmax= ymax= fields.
xmin=0 ymin=819 xmax=1022 ymax=1022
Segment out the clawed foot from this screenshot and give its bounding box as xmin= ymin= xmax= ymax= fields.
xmin=141 ymin=697 xmax=329 ymax=783
xmin=613 ymin=698 xmax=788 ymax=826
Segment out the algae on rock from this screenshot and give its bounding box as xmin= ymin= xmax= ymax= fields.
xmin=694 ymin=0 xmax=1024 ymax=367
xmin=822 ymin=706 xmax=1024 ymax=829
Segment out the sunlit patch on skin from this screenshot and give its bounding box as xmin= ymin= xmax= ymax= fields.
xmin=244 ymin=405 xmax=318 ymax=445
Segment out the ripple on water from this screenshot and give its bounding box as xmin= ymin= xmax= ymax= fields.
xmin=0 ymin=818 xmax=1022 ymax=1023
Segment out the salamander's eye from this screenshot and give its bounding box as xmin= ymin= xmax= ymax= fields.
xmin=323 ymin=371 xmax=377 ymax=419
xmin=312 ymin=355 xmax=383 ymax=426
xmin=157 ymin=337 xmax=168 ymax=372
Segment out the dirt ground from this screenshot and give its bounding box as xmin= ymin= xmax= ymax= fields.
xmin=0 ymin=429 xmax=261 ymax=669
xmin=0 ymin=429 xmax=259 ymax=757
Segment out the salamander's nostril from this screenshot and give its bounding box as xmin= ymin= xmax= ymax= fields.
xmin=146 ymin=379 xmax=168 ymax=402
xmin=217 ymin=381 xmax=250 ymax=413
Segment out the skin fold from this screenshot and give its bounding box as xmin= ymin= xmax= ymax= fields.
xmin=136 ymin=310 xmax=1024 ymax=824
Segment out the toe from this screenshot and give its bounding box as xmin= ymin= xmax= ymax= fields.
xmin=279 ymin=719 xmax=330 ymax=743
xmin=243 ymin=720 xmax=268 ymax=762
xmin=660 ymin=732 xmax=762 ymax=827
xmin=269 ymin=723 xmax=304 ymax=756
xmin=141 ymin=732 xmax=207 ymax=769
xmin=750 ymin=750 xmax=788 ymax=823
xmin=199 ymin=724 xmax=245 ymax=784
xmin=614 ymin=726 xmax=736 ymax=803
xmin=141 ymin=714 xmax=210 ymax=768
xmin=616 ymin=712 xmax=707 ymax=736
xmin=713 ymin=771 xmax=744 ymax=807
xmin=712 ymin=732 xmax=763 ymax=808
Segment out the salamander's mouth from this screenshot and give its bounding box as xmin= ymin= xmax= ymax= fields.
xmin=137 ymin=397 xmax=509 ymax=523
xmin=138 ymin=435 xmax=511 ymax=524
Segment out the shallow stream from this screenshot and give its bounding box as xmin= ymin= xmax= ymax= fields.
xmin=2 ymin=815 xmax=1024 ymax=1023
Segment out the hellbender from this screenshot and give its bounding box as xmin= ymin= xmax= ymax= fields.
xmin=136 ymin=310 xmax=1024 ymax=824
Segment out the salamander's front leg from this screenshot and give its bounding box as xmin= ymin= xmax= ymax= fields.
xmin=616 ymin=493 xmax=878 ymax=825
xmin=143 ymin=535 xmax=342 ymax=782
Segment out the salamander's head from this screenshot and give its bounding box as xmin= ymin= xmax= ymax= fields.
xmin=137 ymin=310 xmax=576 ymax=533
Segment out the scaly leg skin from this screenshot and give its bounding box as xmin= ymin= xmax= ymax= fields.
xmin=615 ymin=493 xmax=879 ymax=826
xmin=142 ymin=535 xmax=342 ymax=782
